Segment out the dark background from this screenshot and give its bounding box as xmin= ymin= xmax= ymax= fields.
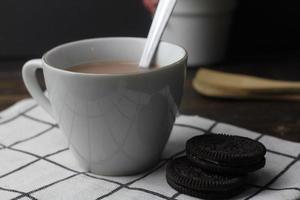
xmin=0 ymin=0 xmax=299 ymax=62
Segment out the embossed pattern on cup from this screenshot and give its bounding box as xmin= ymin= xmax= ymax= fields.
xmin=23 ymin=37 xmax=187 ymax=175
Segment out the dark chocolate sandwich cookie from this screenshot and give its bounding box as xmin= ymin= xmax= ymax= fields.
xmin=166 ymin=156 xmax=246 ymax=199
xmin=186 ymin=134 xmax=266 ymax=175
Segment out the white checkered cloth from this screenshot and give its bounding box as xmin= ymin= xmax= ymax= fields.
xmin=0 ymin=99 xmax=300 ymax=200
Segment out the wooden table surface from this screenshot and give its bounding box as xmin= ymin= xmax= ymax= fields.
xmin=1 ymin=60 xmax=300 ymax=142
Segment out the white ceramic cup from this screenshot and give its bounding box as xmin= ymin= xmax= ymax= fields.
xmin=163 ymin=0 xmax=237 ymax=66
xmin=22 ymin=37 xmax=187 ymax=176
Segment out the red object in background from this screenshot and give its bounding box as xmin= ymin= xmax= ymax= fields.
xmin=143 ymin=0 xmax=158 ymax=14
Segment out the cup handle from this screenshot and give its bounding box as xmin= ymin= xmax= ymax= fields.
xmin=22 ymin=59 xmax=53 ymax=117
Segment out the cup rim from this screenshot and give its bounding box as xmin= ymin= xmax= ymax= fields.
xmin=41 ymin=37 xmax=187 ymax=77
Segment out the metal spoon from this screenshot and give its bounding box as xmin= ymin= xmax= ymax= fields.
xmin=139 ymin=0 xmax=177 ymax=68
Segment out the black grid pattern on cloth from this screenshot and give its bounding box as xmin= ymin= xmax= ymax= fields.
xmin=0 ymin=103 xmax=299 ymax=200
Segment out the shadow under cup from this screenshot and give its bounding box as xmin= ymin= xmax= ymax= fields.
xmin=41 ymin=38 xmax=187 ymax=175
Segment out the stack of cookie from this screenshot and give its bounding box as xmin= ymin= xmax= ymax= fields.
xmin=166 ymin=134 xmax=266 ymax=199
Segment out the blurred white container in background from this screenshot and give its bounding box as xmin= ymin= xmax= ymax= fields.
xmin=162 ymin=0 xmax=237 ymax=66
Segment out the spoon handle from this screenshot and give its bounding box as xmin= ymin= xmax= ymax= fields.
xmin=195 ymin=68 xmax=300 ymax=93
xmin=139 ymin=0 xmax=177 ymax=68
